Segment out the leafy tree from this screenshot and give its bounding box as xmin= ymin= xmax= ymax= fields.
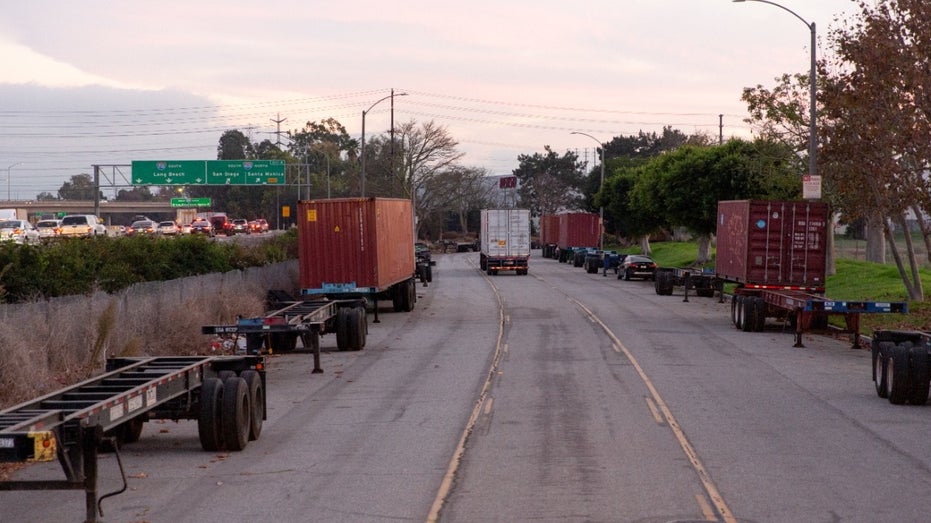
xmin=58 ymin=174 xmax=104 ymax=201
xmin=513 ymin=146 xmax=586 ymax=217
xmin=819 ymin=0 xmax=931 ymax=300
xmin=36 ymin=191 xmax=58 ymax=201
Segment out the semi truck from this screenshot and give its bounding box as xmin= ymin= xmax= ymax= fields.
xmin=480 ymin=208 xmax=531 ymax=275
xmin=298 ymin=197 xmax=418 ymax=313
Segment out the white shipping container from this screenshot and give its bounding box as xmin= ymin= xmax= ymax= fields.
xmin=480 ymin=209 xmax=531 ymax=258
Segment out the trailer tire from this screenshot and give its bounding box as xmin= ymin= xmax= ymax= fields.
xmin=218 ymin=370 xmax=236 ymax=382
xmin=336 ymin=307 xmax=350 ymax=350
xmin=240 ymin=370 xmax=264 ymax=440
xmin=198 ymin=378 xmax=224 ymax=452
xmin=346 ymin=306 xmax=366 ymax=351
xmin=696 ymin=287 xmax=715 ymax=298
xmin=740 ymin=296 xmax=754 ymax=332
xmin=907 ymin=346 xmax=930 ymax=405
xmin=886 ymin=344 xmax=911 ymax=405
xmin=426 ymin=265 xmax=433 ymax=282
xmin=730 ymin=295 xmax=738 ymax=326
xmin=221 ymin=377 xmax=251 ymax=451
xmin=874 ymin=341 xmax=894 ymax=398
xmin=751 ymin=297 xmax=766 ymax=332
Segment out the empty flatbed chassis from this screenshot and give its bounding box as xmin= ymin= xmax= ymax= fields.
xmin=0 ymin=355 xmax=265 ymax=523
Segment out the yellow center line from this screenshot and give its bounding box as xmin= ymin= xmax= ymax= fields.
xmin=570 ymin=297 xmax=738 ymax=523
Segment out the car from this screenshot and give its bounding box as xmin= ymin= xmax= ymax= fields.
xmin=209 ymin=214 xmax=232 ymax=236
xmin=35 ymin=219 xmax=62 ymax=240
xmin=180 ymin=222 xmax=193 ymax=235
xmin=252 ymin=218 xmax=269 ymax=233
xmin=156 ymin=221 xmax=181 ymax=235
xmin=190 ymin=218 xmax=215 ymax=237
xmin=59 ymin=214 xmax=107 ymax=238
xmin=0 ymin=219 xmax=40 ymax=244
xmin=128 ymin=220 xmax=157 ymax=236
xmin=618 ymin=254 xmax=658 ymax=281
xmin=231 ymin=219 xmax=251 ymax=234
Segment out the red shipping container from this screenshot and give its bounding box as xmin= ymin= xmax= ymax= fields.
xmin=715 ymin=200 xmax=828 ymax=290
xmin=298 ymin=198 xmax=415 ymax=295
xmin=557 ymin=212 xmax=601 ymax=249
xmin=539 ymin=214 xmax=559 ymax=245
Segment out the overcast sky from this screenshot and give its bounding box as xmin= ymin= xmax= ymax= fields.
xmin=0 ymin=0 xmax=859 ymax=200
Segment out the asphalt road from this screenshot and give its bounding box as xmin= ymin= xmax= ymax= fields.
xmin=4 ymin=251 xmax=930 ymax=523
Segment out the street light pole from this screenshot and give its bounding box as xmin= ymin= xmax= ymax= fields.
xmin=360 ymin=91 xmax=408 ymax=197
xmin=733 ymin=0 xmax=817 ymax=184
xmin=5 ymin=163 xmax=21 ymax=201
xmin=570 ymin=132 xmax=606 ymax=266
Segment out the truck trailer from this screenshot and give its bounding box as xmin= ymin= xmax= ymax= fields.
xmin=480 ymin=208 xmax=531 ymax=275
xmin=715 ymin=200 xmax=905 ymax=347
xmin=298 ymin=197 xmax=418 ymax=313
xmin=556 ymin=212 xmax=601 ymax=264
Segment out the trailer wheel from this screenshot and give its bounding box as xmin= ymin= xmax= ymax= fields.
xmin=198 ymin=377 xmax=224 ymax=452
xmin=730 ymin=295 xmax=738 ymax=326
xmin=907 ymin=346 xmax=930 ymax=405
xmin=221 ymin=377 xmax=251 ymax=451
xmin=750 ymin=297 xmax=766 ymax=332
xmin=240 ymin=370 xmax=264 ymax=440
xmin=874 ymin=341 xmax=894 ymax=398
xmin=122 ymin=416 xmax=145 ymax=444
xmin=696 ymin=287 xmax=715 ymax=298
xmin=336 ymin=307 xmax=350 ymax=350
xmin=740 ymin=296 xmax=754 ymax=332
xmin=218 ymin=370 xmax=236 ymax=382
xmin=426 ymin=265 xmax=433 ymax=283
xmin=346 ymin=306 xmax=366 ymax=351
xmin=886 ymin=344 xmax=911 ymax=405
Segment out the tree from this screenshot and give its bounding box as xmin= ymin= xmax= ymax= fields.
xmin=819 ymin=0 xmax=931 ymax=300
xmin=513 ymin=146 xmax=586 ymax=217
xmin=58 ymin=174 xmax=103 ymax=201
xmin=36 ymin=191 xmax=58 ymax=201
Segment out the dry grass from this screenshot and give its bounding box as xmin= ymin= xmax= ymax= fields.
xmin=0 ymin=261 xmax=298 ymax=410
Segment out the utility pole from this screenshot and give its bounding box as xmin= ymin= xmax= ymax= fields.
xmin=270 ymin=114 xmax=288 ymax=148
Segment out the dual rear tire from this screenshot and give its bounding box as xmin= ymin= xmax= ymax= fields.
xmin=198 ymin=370 xmax=265 ymax=451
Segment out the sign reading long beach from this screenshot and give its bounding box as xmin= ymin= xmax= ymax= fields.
xmin=131 ymin=160 xmax=285 ymax=186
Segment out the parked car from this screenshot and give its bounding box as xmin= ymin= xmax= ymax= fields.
xmin=619 ymin=255 xmax=658 ymax=281
xmin=156 ymin=221 xmax=181 ymax=235
xmin=231 ymin=219 xmax=251 ymax=234
xmin=190 ymin=218 xmax=215 ymax=237
xmin=59 ymin=214 xmax=107 ymax=238
xmin=0 ymin=219 xmax=40 ymax=244
xmin=35 ymin=219 xmax=62 ymax=240
xmin=128 ymin=220 xmax=157 ymax=236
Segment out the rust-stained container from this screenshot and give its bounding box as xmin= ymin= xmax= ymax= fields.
xmin=557 ymin=212 xmax=601 ymax=249
xmin=539 ymin=214 xmax=559 ymax=245
xmin=298 ymin=198 xmax=415 ymax=295
xmin=715 ymin=200 xmax=828 ymax=290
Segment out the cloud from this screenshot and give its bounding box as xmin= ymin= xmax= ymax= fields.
xmin=0 ymin=38 xmax=133 ymax=89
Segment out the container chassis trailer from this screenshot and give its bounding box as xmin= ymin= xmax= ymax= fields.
xmin=654 ymin=267 xmax=718 ymax=298
xmin=730 ymin=287 xmax=907 ymax=348
xmin=0 ymin=355 xmax=266 ymax=522
xmin=202 ymin=297 xmax=368 ymax=373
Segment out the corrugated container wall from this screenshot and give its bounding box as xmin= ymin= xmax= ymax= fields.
xmin=715 ymin=200 xmax=828 ymax=289
xmin=298 ymin=198 xmax=415 ymax=294
xmin=540 ymin=214 xmax=559 ymax=245
xmin=557 ymin=212 xmax=601 ymax=249
xmin=480 ymin=209 xmax=531 ymax=257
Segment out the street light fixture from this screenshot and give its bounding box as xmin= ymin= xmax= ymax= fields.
xmin=570 ymin=132 xmax=606 ymax=266
xmin=5 ymin=163 xmax=21 ymax=201
xmin=733 ymin=0 xmax=817 ymax=187
xmin=361 ymin=91 xmax=408 ymax=197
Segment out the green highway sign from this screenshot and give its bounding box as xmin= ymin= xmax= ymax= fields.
xmin=132 ymin=161 xmax=207 ymax=185
xmin=170 ymin=197 xmax=212 ymax=207
xmin=206 ymin=160 xmax=286 ymax=185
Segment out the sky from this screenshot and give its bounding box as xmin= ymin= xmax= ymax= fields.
xmin=0 ymin=0 xmax=861 ymax=200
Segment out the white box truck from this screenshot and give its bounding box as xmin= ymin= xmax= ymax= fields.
xmin=480 ymin=209 xmax=531 ymax=276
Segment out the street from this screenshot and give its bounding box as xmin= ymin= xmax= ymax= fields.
xmin=4 ymin=251 xmax=930 ymax=523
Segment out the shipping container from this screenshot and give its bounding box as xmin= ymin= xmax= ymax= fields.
xmin=557 ymin=212 xmax=601 ymax=250
xmin=715 ymin=199 xmax=828 ymax=290
xmin=539 ymin=214 xmax=559 ymax=258
xmin=298 ymin=198 xmax=416 ymax=309
xmin=480 ymin=209 xmax=531 ymax=275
